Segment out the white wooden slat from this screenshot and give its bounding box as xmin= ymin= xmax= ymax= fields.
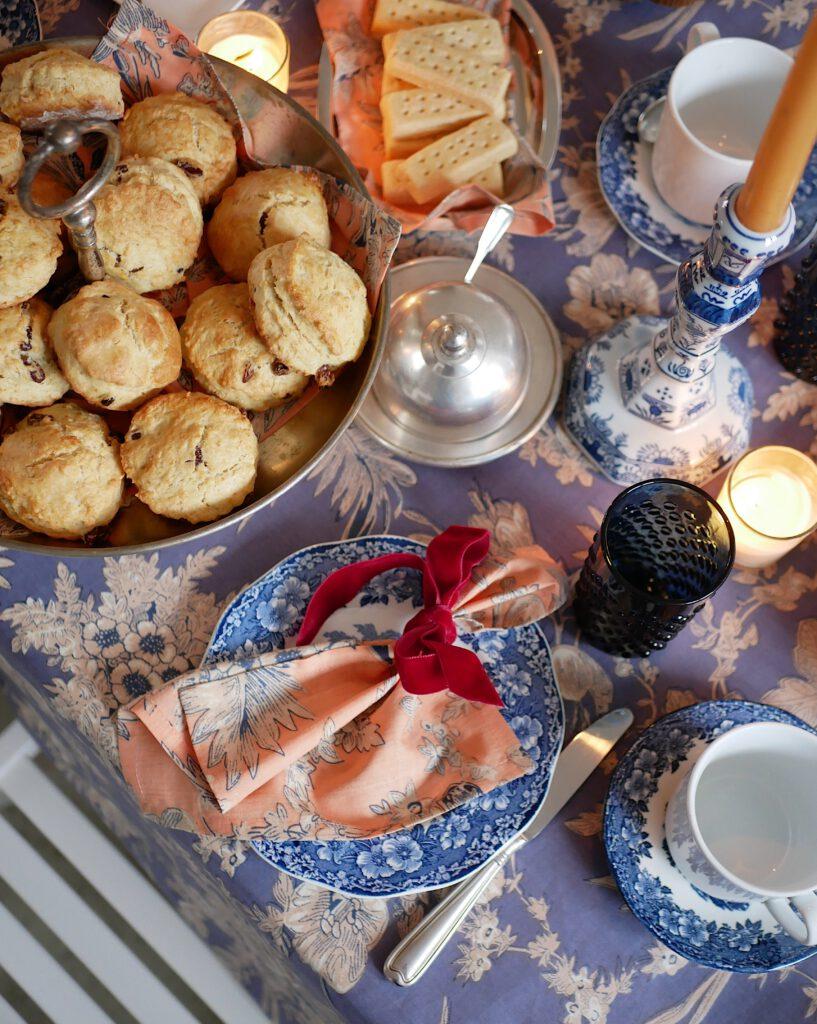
xmin=0 ymin=902 xmax=115 ymax=1024
xmin=0 ymin=814 xmax=199 ymax=1024
xmin=1 ymin=748 xmax=269 ymax=1024
xmin=0 ymin=991 xmax=27 ymax=1024
xmin=0 ymin=722 xmax=37 ymax=788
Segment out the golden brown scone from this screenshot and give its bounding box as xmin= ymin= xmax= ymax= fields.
xmin=0 ymin=298 xmax=68 ymax=405
xmin=247 ymin=237 xmax=371 ymax=384
xmin=48 ymin=280 xmax=182 ymax=411
xmin=0 ymin=48 xmax=124 ymax=126
xmin=181 ymin=283 xmax=308 ymax=411
xmin=0 ymin=189 xmax=62 ymax=308
xmin=121 ymin=391 xmax=258 ymax=523
xmin=207 ymin=167 xmax=331 ymax=281
xmin=120 ymin=93 xmax=238 ymax=206
xmin=0 ymin=402 xmax=124 ymax=538
xmin=0 ymin=122 xmax=23 ymax=186
xmin=94 ymin=157 xmax=203 ymax=293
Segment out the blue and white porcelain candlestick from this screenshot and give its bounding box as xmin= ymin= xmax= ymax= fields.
xmin=564 ymin=184 xmax=795 ymax=486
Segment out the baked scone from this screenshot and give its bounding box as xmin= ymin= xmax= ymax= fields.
xmin=181 ymin=284 xmax=308 ymax=411
xmin=0 ymin=402 xmax=124 ymax=538
xmin=0 ymin=189 xmax=62 ymax=308
xmin=48 ymin=280 xmax=182 ymax=411
xmin=120 ymin=93 xmax=238 ymax=206
xmin=247 ymin=237 xmax=371 ymax=384
xmin=0 ymin=48 xmax=124 ymax=126
xmin=0 ymin=122 xmax=23 ymax=186
xmin=207 ymin=167 xmax=331 ymax=281
xmin=0 ymin=298 xmax=68 ymax=405
xmin=94 ymin=157 xmax=203 ymax=293
xmin=121 ymin=392 xmax=259 ymax=523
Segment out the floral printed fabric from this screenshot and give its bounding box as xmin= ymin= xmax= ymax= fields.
xmin=116 ymin=538 xmax=566 ymax=840
xmin=315 ymin=0 xmax=555 ymax=235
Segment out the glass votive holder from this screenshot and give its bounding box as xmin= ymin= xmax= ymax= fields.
xmin=715 ymin=446 xmax=817 ymax=569
xmin=198 ymin=10 xmax=290 ymax=92
xmin=573 ymin=478 xmax=735 ymax=658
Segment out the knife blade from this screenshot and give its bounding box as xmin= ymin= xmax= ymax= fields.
xmin=383 ymin=707 xmax=634 ymax=986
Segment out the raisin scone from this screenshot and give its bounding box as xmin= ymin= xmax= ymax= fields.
xmin=48 ymin=280 xmax=182 ymax=411
xmin=120 ymin=93 xmax=238 ymax=206
xmin=0 ymin=298 xmax=68 ymax=405
xmin=121 ymin=391 xmax=259 ymax=523
xmin=94 ymin=157 xmax=203 ymax=293
xmin=0 ymin=402 xmax=124 ymax=538
xmin=0 ymin=189 xmax=62 ymax=308
xmin=0 ymin=122 xmax=23 ymax=187
xmin=0 ymin=48 xmax=124 ymax=126
xmin=207 ymin=167 xmax=331 ymax=281
xmin=181 ymin=283 xmax=308 ymax=411
xmin=247 ymin=236 xmax=370 ymax=385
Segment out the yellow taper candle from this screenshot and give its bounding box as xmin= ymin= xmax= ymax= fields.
xmin=736 ymin=14 xmax=817 ymax=232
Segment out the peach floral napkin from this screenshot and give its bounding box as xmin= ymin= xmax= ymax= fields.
xmin=116 ymin=528 xmax=566 ymax=841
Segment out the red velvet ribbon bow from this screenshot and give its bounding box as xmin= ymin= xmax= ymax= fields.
xmin=297 ymin=525 xmax=503 ymax=706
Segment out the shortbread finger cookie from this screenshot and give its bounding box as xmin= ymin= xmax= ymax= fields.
xmin=49 ymin=280 xmax=182 ymax=411
xmin=0 ymin=48 xmax=124 ymax=126
xmin=208 ymin=167 xmax=331 ymax=281
xmin=0 ymin=402 xmax=124 ymax=538
xmin=0 ymin=189 xmax=62 ymax=308
xmin=120 ymin=93 xmax=238 ymax=205
xmin=94 ymin=157 xmax=203 ymax=293
xmin=121 ymin=392 xmax=259 ymax=524
xmin=371 ymin=0 xmax=487 ymax=37
xmin=402 ymin=116 xmax=517 ymax=203
xmin=381 ymin=89 xmax=481 ymax=141
xmin=382 ymin=20 xmax=505 ymax=63
xmin=181 ymin=284 xmax=308 ymax=411
xmin=0 ymin=122 xmax=23 ymax=186
xmin=0 ymin=298 xmax=68 ymax=405
xmin=247 ymin=236 xmax=370 ymax=384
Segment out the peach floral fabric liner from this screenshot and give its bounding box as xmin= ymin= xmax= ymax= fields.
xmin=315 ymin=0 xmax=554 ymax=235
xmin=116 ymin=540 xmax=567 ymax=841
xmin=91 ymin=0 xmax=400 ymax=443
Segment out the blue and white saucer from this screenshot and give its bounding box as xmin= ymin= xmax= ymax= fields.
xmin=205 ymin=535 xmax=564 ymax=898
xmin=604 ymin=700 xmax=817 ymax=972
xmin=597 ymin=68 xmax=817 ymax=265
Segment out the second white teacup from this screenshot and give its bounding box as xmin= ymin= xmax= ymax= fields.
xmin=666 ymin=721 xmax=817 ymax=945
xmin=652 ymin=27 xmax=793 ymax=225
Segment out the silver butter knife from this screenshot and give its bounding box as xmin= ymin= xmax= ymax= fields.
xmin=382 ymin=707 xmax=634 ymax=986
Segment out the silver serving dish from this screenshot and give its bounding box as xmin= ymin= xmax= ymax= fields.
xmin=0 ymin=37 xmax=389 ymax=557
xmin=317 ymin=0 xmax=562 ymax=170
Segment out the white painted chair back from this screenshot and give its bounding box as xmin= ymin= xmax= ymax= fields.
xmin=0 ymin=720 xmax=270 ymax=1024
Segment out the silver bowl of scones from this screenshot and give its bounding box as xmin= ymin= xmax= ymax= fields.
xmin=0 ymin=38 xmax=389 ymax=555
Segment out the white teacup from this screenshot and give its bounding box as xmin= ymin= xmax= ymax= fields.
xmin=666 ymin=722 xmax=817 ymax=945
xmin=651 ymin=26 xmax=793 ymax=225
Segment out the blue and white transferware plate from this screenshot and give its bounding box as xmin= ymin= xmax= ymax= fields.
xmin=205 ymin=535 xmax=564 ymax=899
xmin=604 ymin=700 xmax=817 ymax=972
xmin=597 ymin=68 xmax=817 ymax=265
xmin=0 ymin=0 xmax=40 ymax=49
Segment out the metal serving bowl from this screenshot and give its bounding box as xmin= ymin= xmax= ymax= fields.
xmin=0 ymin=37 xmax=389 ymax=557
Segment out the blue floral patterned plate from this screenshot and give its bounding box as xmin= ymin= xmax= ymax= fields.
xmin=597 ymin=68 xmax=817 ymax=265
xmin=604 ymin=700 xmax=817 ymax=972
xmin=205 ymin=535 xmax=564 ymax=898
xmin=0 ymin=0 xmax=40 ymax=49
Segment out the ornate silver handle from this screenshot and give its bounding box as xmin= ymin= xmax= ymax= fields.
xmin=18 ymin=117 xmax=121 ymax=282
xmin=463 ymin=202 xmax=514 ymax=285
xmin=383 ymin=832 xmax=524 ymax=986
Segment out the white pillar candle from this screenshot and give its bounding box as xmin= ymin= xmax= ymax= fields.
xmin=716 ymin=446 xmax=817 ymax=568
xmin=198 ymin=11 xmax=290 ymax=93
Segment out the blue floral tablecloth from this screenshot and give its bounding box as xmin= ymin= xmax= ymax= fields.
xmin=3 ymin=1 xmax=817 ymax=1022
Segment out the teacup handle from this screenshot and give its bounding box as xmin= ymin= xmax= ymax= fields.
xmin=686 ymin=22 xmax=720 ymax=51
xmin=767 ymin=892 xmax=817 ymax=945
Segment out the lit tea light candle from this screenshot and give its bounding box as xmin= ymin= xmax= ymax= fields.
xmin=716 ymin=446 xmax=817 ymax=568
xmin=198 ymin=11 xmax=290 ymax=92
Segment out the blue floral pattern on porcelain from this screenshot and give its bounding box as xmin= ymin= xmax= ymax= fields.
xmin=597 ymin=68 xmax=817 ymax=266
xmin=604 ymin=700 xmax=817 ymax=971
xmin=205 ymin=535 xmax=564 ymax=898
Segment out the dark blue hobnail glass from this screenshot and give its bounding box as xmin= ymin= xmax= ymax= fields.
xmin=573 ymin=479 xmax=735 ymax=658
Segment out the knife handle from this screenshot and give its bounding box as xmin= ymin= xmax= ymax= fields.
xmin=383 ymin=835 xmax=523 ymax=986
